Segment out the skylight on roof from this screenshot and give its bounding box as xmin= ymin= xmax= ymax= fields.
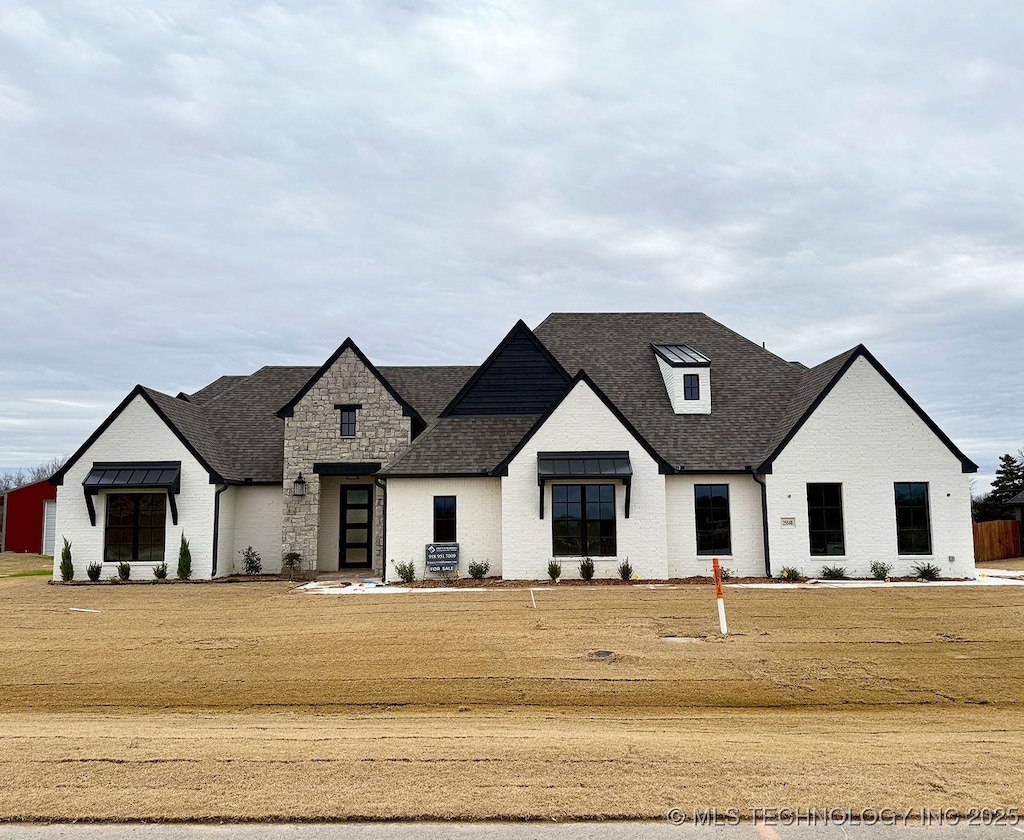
xmin=652 ymin=344 xmax=710 ymax=366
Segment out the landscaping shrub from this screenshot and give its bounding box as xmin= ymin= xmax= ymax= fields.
xmin=177 ymin=534 xmax=192 ymax=580
xmin=467 ymin=560 xmax=490 ymax=580
xmin=59 ymin=538 xmax=74 ymax=582
xmin=870 ymin=560 xmax=892 ymax=580
xmin=820 ymin=565 xmax=847 ymax=580
xmin=116 ymin=562 xmax=131 ymax=581
xmin=282 ymin=551 xmax=303 ymax=579
xmin=912 ymin=561 xmax=941 ymax=581
xmin=241 ymin=545 xmax=262 ymax=575
xmin=152 ymin=562 xmax=168 ymax=580
xmin=547 ymin=560 xmax=562 ymax=582
xmin=395 ymin=561 xmax=416 ymax=583
xmin=579 ymin=556 xmax=595 ymax=581
xmin=86 ymin=562 xmax=102 ymax=582
xmin=719 ymin=566 xmax=734 ymax=581
xmin=617 ymin=558 xmax=633 ymax=581
xmin=779 ymin=566 xmax=804 ymax=582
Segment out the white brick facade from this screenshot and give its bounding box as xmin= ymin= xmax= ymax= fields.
xmin=385 ymin=478 xmax=503 ymax=580
xmin=766 ymin=356 xmax=975 ymax=578
xmin=52 ymin=396 xmax=218 ymax=580
xmin=665 ymin=474 xmax=765 ymax=578
xmin=501 ymin=381 xmax=668 ymax=580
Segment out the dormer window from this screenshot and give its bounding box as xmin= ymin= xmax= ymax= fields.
xmin=652 ymin=344 xmax=711 ymax=415
xmin=335 ymin=403 xmax=361 ymax=437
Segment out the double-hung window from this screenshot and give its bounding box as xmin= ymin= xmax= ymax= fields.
xmin=807 ymin=483 xmax=845 ymax=555
xmin=894 ymin=482 xmax=931 ymax=554
xmin=695 ymin=484 xmax=731 ymax=555
xmin=552 ymin=484 xmax=616 ymax=556
xmin=104 ymin=493 xmax=166 ymax=563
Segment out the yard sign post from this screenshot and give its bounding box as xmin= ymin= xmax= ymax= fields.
xmin=713 ymin=557 xmax=728 ymax=635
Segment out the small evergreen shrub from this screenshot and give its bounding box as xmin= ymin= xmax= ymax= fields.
xmin=779 ymin=566 xmax=804 ymax=582
xmin=59 ymin=538 xmax=74 ymax=582
xmin=912 ymin=561 xmax=941 ymax=581
xmin=86 ymin=562 xmax=102 ymax=582
xmin=617 ymin=558 xmax=633 ymax=581
xmin=820 ymin=565 xmax=847 ymax=580
xmin=241 ymin=545 xmax=262 ymax=575
xmin=547 ymin=560 xmax=562 ymax=582
xmin=467 ymin=560 xmax=490 ymax=580
xmin=720 ymin=566 xmax=734 ymax=581
xmin=116 ymin=562 xmax=131 ymax=581
xmin=395 ymin=561 xmax=416 ymax=583
xmin=152 ymin=562 xmax=168 ymax=580
xmin=282 ymin=551 xmax=303 ymax=579
xmin=177 ymin=534 xmax=192 ymax=580
xmin=870 ymin=560 xmax=892 ymax=580
xmin=579 ymin=556 xmax=595 ymax=581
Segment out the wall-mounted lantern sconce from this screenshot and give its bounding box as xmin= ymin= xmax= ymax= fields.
xmin=292 ymin=472 xmax=306 ymax=497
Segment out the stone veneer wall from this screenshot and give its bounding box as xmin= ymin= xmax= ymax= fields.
xmin=282 ymin=347 xmax=412 ymax=570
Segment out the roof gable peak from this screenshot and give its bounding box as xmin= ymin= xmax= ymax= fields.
xmin=277 ymin=337 xmax=422 ymax=423
xmin=439 ymin=320 xmax=571 ymax=417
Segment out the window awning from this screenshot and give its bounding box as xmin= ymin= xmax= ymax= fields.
xmin=313 ymin=462 xmax=382 ymax=476
xmin=536 ymin=451 xmax=633 ymax=519
xmin=82 ymin=461 xmax=181 ymax=526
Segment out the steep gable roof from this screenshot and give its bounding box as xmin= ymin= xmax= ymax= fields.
xmin=277 ymin=338 xmax=423 ymax=423
xmin=439 ymin=320 xmax=571 ymax=417
xmin=50 ymin=385 xmax=234 ymax=486
xmin=492 ymin=370 xmax=674 ymax=477
xmin=756 ymin=345 xmax=978 ymax=474
xmin=535 ymin=312 xmax=805 ymax=472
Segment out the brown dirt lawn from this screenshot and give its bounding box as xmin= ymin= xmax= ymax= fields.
xmin=0 ymin=573 xmax=1022 ymax=821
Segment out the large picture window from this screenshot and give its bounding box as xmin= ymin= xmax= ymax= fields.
xmin=807 ymin=483 xmax=845 ymax=555
xmin=894 ymin=482 xmax=931 ymax=554
xmin=433 ymin=496 xmax=456 ymax=542
xmin=695 ymin=484 xmax=731 ymax=555
xmin=105 ymin=493 xmax=166 ymax=563
xmin=552 ymin=484 xmax=616 ymax=556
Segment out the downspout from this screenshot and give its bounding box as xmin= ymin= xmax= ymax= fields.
xmin=749 ymin=469 xmax=772 ymax=578
xmin=374 ymin=476 xmax=387 ymax=583
xmin=212 ymin=483 xmax=229 ymax=577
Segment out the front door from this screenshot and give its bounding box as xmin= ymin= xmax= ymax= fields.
xmin=339 ymin=485 xmax=372 ymax=568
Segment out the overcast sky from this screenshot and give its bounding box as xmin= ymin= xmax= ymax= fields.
xmin=2 ymin=1 xmax=1022 ymax=491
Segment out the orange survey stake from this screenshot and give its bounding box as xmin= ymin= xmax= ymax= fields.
xmin=712 ymin=557 xmax=728 ymax=634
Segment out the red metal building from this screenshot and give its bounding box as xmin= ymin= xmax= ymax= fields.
xmin=1 ymin=479 xmax=58 ymax=555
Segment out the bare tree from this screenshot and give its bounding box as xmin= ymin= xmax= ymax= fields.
xmin=0 ymin=454 xmax=68 ymax=494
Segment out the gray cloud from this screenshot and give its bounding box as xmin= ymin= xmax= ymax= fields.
xmin=1 ymin=1 xmax=1022 ymax=487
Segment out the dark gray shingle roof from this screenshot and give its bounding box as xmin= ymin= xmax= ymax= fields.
xmin=379 ymin=366 xmax=476 ymax=423
xmin=534 ymin=313 xmax=808 ymax=472
xmin=380 ymin=415 xmax=541 ymax=476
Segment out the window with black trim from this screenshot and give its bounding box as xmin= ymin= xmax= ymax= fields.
xmin=683 ymin=374 xmax=700 ymax=401
xmin=340 ymin=409 xmax=356 ymax=437
xmin=552 ymin=484 xmax=616 ymax=556
xmin=695 ymin=484 xmax=730 ymax=555
xmin=894 ymin=482 xmax=931 ymax=554
xmin=433 ymin=496 xmax=456 ymax=542
xmin=807 ymin=483 xmax=845 ymax=555
xmin=105 ymin=493 xmax=166 ymax=563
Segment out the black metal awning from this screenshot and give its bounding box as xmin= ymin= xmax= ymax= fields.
xmin=82 ymin=461 xmax=181 ymax=526
xmin=313 ymin=462 xmax=382 ymax=476
xmin=536 ymin=451 xmax=633 ymax=519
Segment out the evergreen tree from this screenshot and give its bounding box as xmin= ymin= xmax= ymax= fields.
xmin=989 ymin=453 xmax=1024 ymax=505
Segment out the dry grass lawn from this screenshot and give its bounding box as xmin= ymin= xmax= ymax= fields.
xmin=0 ymin=570 xmax=1022 ymax=821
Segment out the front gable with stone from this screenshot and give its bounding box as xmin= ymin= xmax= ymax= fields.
xmin=278 ymin=338 xmax=423 ymax=573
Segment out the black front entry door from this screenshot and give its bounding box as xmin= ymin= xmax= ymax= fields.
xmin=339 ymin=485 xmax=373 ymax=568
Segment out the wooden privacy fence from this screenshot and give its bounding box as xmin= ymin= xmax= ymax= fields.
xmin=973 ymin=519 xmax=1022 ymax=563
